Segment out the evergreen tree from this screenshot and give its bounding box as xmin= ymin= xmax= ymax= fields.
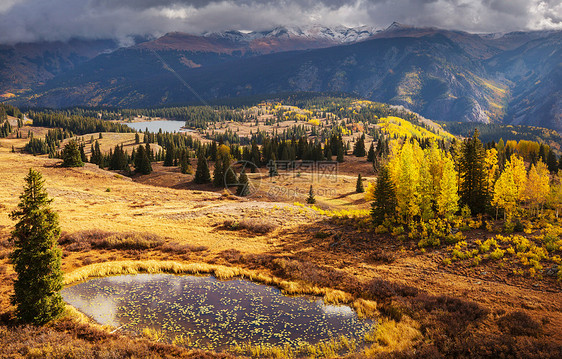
xmin=213 ymin=159 xmax=225 ymax=187
xmin=61 ymin=140 xmax=84 ymax=167
xmin=336 ymin=145 xmax=344 ymax=163
xmin=353 ymin=135 xmax=366 ymax=157
xmin=90 ymin=141 xmax=102 ymax=166
xmin=459 ymin=130 xmax=487 ymax=214
xmin=79 ymin=143 xmax=87 ymax=163
xmin=194 ymin=152 xmax=211 ymax=184
xmin=163 ymin=146 xmax=175 ymax=166
xmin=223 ymin=155 xmax=237 ymax=186
xmin=371 ymin=165 xmax=397 ymax=225
xmin=307 ymin=185 xmax=316 ymax=204
xmin=356 ymin=173 xmax=365 ymax=193
xmin=9 ymin=169 xmax=65 ymax=324
xmin=547 ymin=149 xmax=558 ymax=173
xmin=134 ymin=145 xmax=152 ymax=174
xmin=367 ymin=142 xmax=375 ymax=162
xmin=179 ymin=150 xmax=191 ymax=174
xmin=236 ymin=170 xmax=250 ymax=196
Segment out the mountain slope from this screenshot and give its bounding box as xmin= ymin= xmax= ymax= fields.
xmin=8 ymin=26 xmax=562 ymax=131
xmin=0 ymin=38 xmax=119 ymax=96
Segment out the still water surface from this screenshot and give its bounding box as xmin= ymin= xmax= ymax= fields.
xmin=122 ymin=120 xmax=190 ymax=133
xmin=62 ymin=274 xmax=373 ymax=350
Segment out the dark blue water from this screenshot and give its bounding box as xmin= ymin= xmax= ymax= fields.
xmin=61 ymin=274 xmax=373 ymax=350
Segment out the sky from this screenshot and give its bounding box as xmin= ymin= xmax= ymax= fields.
xmin=0 ymin=0 xmax=560 ymax=44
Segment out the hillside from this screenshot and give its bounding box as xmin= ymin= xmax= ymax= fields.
xmin=0 ymin=103 xmax=562 ymax=357
xmin=10 ymin=25 xmax=561 ymax=131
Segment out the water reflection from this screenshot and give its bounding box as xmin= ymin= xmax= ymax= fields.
xmin=62 ymin=274 xmax=373 ymax=350
xmin=122 ymin=120 xmax=191 ymax=133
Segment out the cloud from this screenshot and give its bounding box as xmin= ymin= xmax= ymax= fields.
xmin=0 ymin=0 xmax=560 ymax=44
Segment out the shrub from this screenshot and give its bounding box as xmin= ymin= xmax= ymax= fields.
xmin=60 ymin=230 xmax=164 ymax=251
xmin=375 ymin=225 xmax=388 ymax=234
xmin=490 ymin=247 xmax=505 ymax=260
xmin=391 ymin=225 xmax=405 ymax=236
xmin=161 ymin=242 xmax=207 ymax=254
xmin=497 ymin=311 xmax=541 ymax=337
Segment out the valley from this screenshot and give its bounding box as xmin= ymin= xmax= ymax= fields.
xmin=1 ymin=97 xmax=562 ymax=357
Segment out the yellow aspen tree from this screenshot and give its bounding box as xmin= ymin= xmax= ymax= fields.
xmin=525 ymin=164 xmax=541 ymax=216
xmin=510 ymin=155 xmax=527 ymax=202
xmin=484 ymin=148 xmax=499 ymax=197
xmin=389 ymin=141 xmax=422 ymax=222
xmin=492 ymin=168 xmax=518 ymax=221
xmin=437 ymin=153 xmax=459 ymax=218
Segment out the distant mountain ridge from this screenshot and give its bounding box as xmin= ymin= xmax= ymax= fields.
xmin=135 ymin=25 xmax=378 ymax=54
xmin=2 ymin=24 xmax=562 ymax=132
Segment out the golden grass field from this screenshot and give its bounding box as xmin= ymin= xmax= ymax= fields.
xmin=1 ymin=128 xmax=562 ymax=358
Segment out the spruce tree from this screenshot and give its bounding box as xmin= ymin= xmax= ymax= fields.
xmin=134 ymin=145 xmax=152 ymax=174
xmin=547 ymin=149 xmax=558 ymax=173
xmin=356 ymin=173 xmax=365 ymax=193
xmin=353 ymin=135 xmax=366 ymax=157
xmin=194 ymin=152 xmax=211 ymax=184
xmin=10 ymin=169 xmax=65 ymax=324
xmin=79 ymin=143 xmax=87 ymax=163
xmin=459 ymin=130 xmax=487 ymax=214
xmin=163 ymin=146 xmax=175 ymax=167
xmin=213 ymin=158 xmax=225 ymax=187
xmin=371 ymin=165 xmax=397 ymax=225
xmin=336 ymin=145 xmax=344 ymax=163
xmin=307 ymin=185 xmax=316 ymax=204
xmin=236 ymin=170 xmax=250 ymax=196
xmin=180 ymin=150 xmax=191 ymax=174
xmin=223 ymin=155 xmax=237 ymax=187
xmin=367 ymin=142 xmax=375 ymax=162
xmin=61 ymin=140 xmax=84 ymax=167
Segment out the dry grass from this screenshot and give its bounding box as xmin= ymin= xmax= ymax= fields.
xmin=62 ymin=259 xmax=368 ymax=311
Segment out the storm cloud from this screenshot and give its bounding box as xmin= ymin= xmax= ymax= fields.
xmin=0 ymin=0 xmax=560 ymax=44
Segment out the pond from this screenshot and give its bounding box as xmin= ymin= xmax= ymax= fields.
xmin=61 ymin=274 xmax=373 ymax=350
xmin=122 ymin=120 xmax=193 ymax=133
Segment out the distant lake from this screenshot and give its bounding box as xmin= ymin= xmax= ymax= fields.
xmin=61 ymin=274 xmax=373 ymax=351
xmin=122 ymin=120 xmax=192 ymax=133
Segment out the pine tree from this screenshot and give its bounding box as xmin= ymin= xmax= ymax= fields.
xmin=61 ymin=140 xmax=84 ymax=167
xmin=134 ymin=145 xmax=152 ymax=175
xmin=547 ymin=149 xmax=558 ymax=173
xmin=9 ymin=169 xmax=65 ymax=324
xmin=336 ymin=144 xmax=344 ymax=163
xmin=356 ymin=174 xmax=365 ymax=193
xmin=353 ymin=135 xmax=366 ymax=157
xmin=213 ymin=159 xmax=225 ymax=187
xmin=459 ymin=130 xmax=487 ymax=214
xmin=367 ymin=142 xmax=375 ymax=162
xmin=179 ymin=150 xmax=191 ymax=174
xmin=236 ymin=170 xmax=250 ymax=196
xmin=307 ymin=185 xmax=316 ymax=204
xmin=371 ymin=165 xmax=397 ymax=225
xmin=194 ymin=151 xmax=211 ymax=184
xmin=90 ymin=140 xmax=102 ymax=166
xmin=79 ymin=143 xmax=87 ymax=163
xmin=163 ymin=146 xmax=175 ymax=166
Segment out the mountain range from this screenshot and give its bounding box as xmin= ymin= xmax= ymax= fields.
xmin=1 ymin=23 xmax=561 ymax=131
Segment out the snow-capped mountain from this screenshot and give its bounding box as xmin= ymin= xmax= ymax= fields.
xmin=203 ymin=25 xmax=377 ymax=44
